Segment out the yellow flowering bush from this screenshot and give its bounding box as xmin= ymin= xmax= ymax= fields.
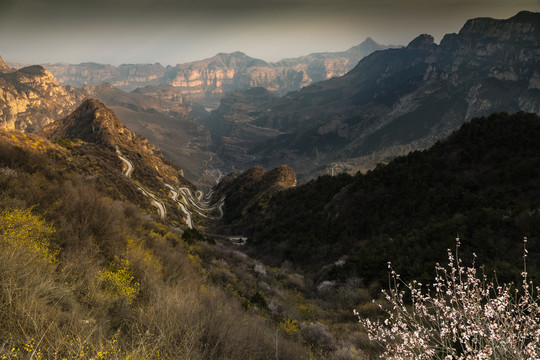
xmin=0 ymin=208 xmax=57 ymax=263
xmin=98 ymin=257 xmax=140 ymax=305
xmin=280 ymin=317 xmax=300 ymax=335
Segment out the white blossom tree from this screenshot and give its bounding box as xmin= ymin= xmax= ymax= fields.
xmin=356 ymin=237 xmax=540 ymax=359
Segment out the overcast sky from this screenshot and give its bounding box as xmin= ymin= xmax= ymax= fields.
xmin=1 ymin=0 xmax=538 ymax=65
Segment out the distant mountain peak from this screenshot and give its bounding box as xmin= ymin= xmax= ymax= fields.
xmin=0 ymin=55 xmax=12 ymax=73
xmin=361 ymin=37 xmax=377 ymax=45
xmin=228 ymin=51 xmax=248 ymax=57
xmin=512 ymin=10 xmax=539 ymax=20
xmin=406 ymin=34 xmax=435 ymax=49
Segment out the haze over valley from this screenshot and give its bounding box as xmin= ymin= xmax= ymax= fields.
xmin=0 ymin=2 xmax=540 ymax=358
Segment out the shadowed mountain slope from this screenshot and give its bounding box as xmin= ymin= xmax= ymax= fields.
xmin=208 ymin=11 xmax=540 ymax=181
xmin=213 ymin=112 xmax=540 ymax=284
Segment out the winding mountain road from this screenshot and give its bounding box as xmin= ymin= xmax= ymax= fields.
xmin=116 ymin=147 xmax=226 ymax=229
xmin=203 ymin=152 xmax=225 ymax=184
xmin=116 ymin=147 xmax=167 ymax=220
xmin=165 ymin=184 xmax=193 ymax=229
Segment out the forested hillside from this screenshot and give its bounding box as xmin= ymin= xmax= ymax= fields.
xmin=218 ymin=112 xmax=540 ymax=284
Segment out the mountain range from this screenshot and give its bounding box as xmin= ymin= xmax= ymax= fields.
xmin=13 ymin=38 xmax=393 ymax=108
xmin=0 ymin=60 xmax=216 ymax=187
xmin=2 ymin=12 xmax=539 ymax=189
xmin=207 ymin=11 xmax=540 ymax=181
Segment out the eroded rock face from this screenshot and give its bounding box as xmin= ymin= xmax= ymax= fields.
xmin=44 ymin=62 xmax=165 ymax=90
xmin=37 ymin=39 xmax=392 ymax=107
xmin=0 ymin=65 xmax=84 ymax=132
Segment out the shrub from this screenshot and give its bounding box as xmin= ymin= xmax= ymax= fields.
xmin=98 ymin=257 xmax=140 ymax=306
xmin=301 ymin=322 xmax=337 ymax=352
xmin=0 ymin=208 xmax=57 ymax=263
xmin=356 ymin=237 xmax=540 ymax=359
xmin=182 ymin=227 xmax=205 ymax=244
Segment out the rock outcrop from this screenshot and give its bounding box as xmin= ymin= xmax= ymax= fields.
xmin=40 ymin=99 xmax=186 ymax=185
xmin=0 ymin=65 xmax=84 ymax=132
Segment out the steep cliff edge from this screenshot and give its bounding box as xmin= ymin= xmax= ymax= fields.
xmin=0 ymin=56 xmax=13 ymax=73
xmin=0 ymin=65 xmax=84 ymax=132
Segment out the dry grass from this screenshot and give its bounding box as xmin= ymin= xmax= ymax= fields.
xmin=0 ymin=132 xmax=311 ymax=359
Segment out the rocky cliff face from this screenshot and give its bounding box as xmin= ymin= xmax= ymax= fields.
xmin=0 ymin=65 xmax=84 ymax=132
xmin=209 ymin=11 xmax=540 ymax=181
xmin=37 ymin=39 xmax=391 ymax=108
xmin=274 ymin=37 xmax=392 ymax=83
xmin=44 ymin=62 xmax=165 ymax=90
xmin=166 ymin=39 xmax=393 ymax=107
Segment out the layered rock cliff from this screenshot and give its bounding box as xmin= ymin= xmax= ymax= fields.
xmin=44 ymin=62 xmax=165 ymax=90
xmin=0 ymin=65 xmax=84 ymax=132
xmin=35 ymin=39 xmax=392 ymax=107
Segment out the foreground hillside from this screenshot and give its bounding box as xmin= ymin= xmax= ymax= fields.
xmin=214 ymin=112 xmax=540 ymax=285
xmin=0 ymin=103 xmax=314 ymax=358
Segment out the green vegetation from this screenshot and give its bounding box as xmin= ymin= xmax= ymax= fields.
xmin=52 ymin=137 xmax=79 ymax=149
xmin=224 ymin=112 xmax=540 ymax=286
xmin=181 ymin=227 xmax=214 ymax=244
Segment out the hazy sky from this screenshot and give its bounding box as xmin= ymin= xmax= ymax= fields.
xmin=1 ymin=0 xmax=539 ymax=65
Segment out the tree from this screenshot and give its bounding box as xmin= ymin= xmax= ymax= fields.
xmin=356 ymin=237 xmax=540 ymax=359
